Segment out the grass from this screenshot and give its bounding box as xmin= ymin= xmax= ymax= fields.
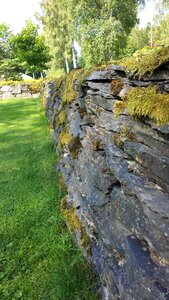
xmin=0 ymin=98 xmax=98 ymax=300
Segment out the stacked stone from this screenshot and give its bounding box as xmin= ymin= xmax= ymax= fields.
xmin=45 ymin=64 xmax=169 ymax=300
xmin=0 ymin=83 xmax=40 ymax=99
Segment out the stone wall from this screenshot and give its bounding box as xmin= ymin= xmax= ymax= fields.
xmin=0 ymin=82 xmax=41 ymax=99
xmin=44 ymin=64 xmax=169 ymax=300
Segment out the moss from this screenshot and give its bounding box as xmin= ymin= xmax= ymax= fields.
xmin=68 ymin=136 xmax=82 ymax=158
xmin=58 ymin=127 xmax=71 ymax=151
xmin=112 ymin=125 xmax=134 ymax=148
xmin=59 ymin=110 xmax=67 ymax=124
xmin=29 ymin=79 xmax=43 ymax=93
xmin=126 ymin=86 xmax=169 ymax=125
xmin=111 ymin=79 xmax=123 ymax=95
xmin=61 ymin=198 xmax=91 ymax=253
xmin=58 ymin=172 xmax=67 ymax=193
xmin=121 ymin=46 xmax=169 ymax=78
xmin=114 ymin=101 xmax=125 ymax=119
xmin=61 ymin=69 xmax=84 ymax=103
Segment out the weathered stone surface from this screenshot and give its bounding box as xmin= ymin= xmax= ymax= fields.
xmin=2 ymin=92 xmax=14 ymax=99
xmin=12 ymin=84 xmax=21 ymax=94
xmin=1 ymin=85 xmax=12 ymax=92
xmin=44 ymin=65 xmax=169 ymax=300
xmin=0 ymin=83 xmax=40 ymax=99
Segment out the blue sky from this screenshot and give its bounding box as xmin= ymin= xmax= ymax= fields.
xmin=0 ymin=0 xmax=156 ymax=33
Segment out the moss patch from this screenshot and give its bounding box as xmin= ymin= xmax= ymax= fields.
xmin=126 ymin=86 xmax=169 ymax=125
xmin=114 ymin=101 xmax=125 ymax=119
xmin=111 ymin=79 xmax=123 ymax=95
xmin=68 ymin=136 xmax=82 ymax=158
xmin=61 ymin=198 xmax=91 ymax=254
xmin=112 ymin=125 xmax=134 ymax=148
xmin=61 ymin=69 xmax=84 ymax=103
xmin=121 ymin=46 xmax=169 ymax=78
xmin=29 ymin=79 xmax=43 ymax=93
xmin=58 ymin=172 xmax=67 ymax=193
xmin=58 ymin=127 xmax=71 ymax=151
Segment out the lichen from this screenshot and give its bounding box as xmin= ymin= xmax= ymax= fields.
xmin=61 ymin=198 xmax=91 ymax=253
xmin=125 ymin=86 xmax=169 ymax=125
xmin=121 ymin=46 xmax=169 ymax=78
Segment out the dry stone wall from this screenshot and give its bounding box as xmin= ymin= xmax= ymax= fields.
xmin=44 ymin=64 xmax=169 ymax=300
xmin=0 ymin=82 xmax=41 ymax=99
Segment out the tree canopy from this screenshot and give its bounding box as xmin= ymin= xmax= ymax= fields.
xmin=40 ymin=0 xmax=146 ymax=69
xmin=0 ymin=21 xmax=51 ymax=80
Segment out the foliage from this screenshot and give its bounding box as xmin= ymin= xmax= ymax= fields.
xmin=125 ymin=86 xmax=169 ymax=125
xmin=0 ymin=23 xmax=13 ymax=59
xmin=0 ymin=58 xmax=23 ymax=81
xmin=40 ymin=0 xmax=75 ymax=71
xmin=126 ymin=24 xmax=151 ymax=54
xmin=0 ymin=98 xmax=98 ymax=300
xmin=121 ymin=45 xmax=169 ymax=78
xmin=29 ymin=79 xmax=43 ymax=93
xmin=12 ymin=21 xmax=51 ymax=77
xmin=126 ymin=1 xmax=169 ymax=55
xmin=40 ymin=0 xmax=146 ymax=69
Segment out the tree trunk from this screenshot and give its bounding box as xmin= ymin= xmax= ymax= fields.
xmin=65 ymin=53 xmax=69 ymax=73
xmin=72 ymin=42 xmax=77 ymax=69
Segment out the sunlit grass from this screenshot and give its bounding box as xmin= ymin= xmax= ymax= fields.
xmin=0 ymin=98 xmax=98 ymax=300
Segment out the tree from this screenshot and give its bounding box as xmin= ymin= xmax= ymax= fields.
xmin=40 ymin=0 xmax=146 ymax=69
xmin=0 ymin=23 xmax=13 ymax=59
xmin=126 ymin=24 xmax=151 ymax=54
xmin=0 ymin=58 xmax=23 ymax=80
xmin=40 ymin=0 xmax=75 ymax=72
xmin=12 ymin=21 xmax=51 ymax=78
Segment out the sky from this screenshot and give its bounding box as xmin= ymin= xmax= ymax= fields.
xmin=0 ymin=0 xmax=41 ymax=33
xmin=0 ymin=0 xmax=157 ymax=33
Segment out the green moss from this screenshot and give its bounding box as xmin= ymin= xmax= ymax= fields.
xmin=58 ymin=127 xmax=71 ymax=151
xmin=29 ymin=79 xmax=43 ymax=93
xmin=61 ymin=69 xmax=84 ymax=103
xmin=61 ymin=198 xmax=91 ymax=254
xmin=68 ymin=136 xmax=82 ymax=158
xmin=114 ymin=101 xmax=125 ymax=119
xmin=58 ymin=172 xmax=67 ymax=193
xmin=121 ymin=46 xmax=169 ymax=78
xmin=59 ymin=109 xmax=67 ymax=124
xmin=112 ymin=125 xmax=134 ymax=148
xmin=126 ymin=86 xmax=169 ymax=125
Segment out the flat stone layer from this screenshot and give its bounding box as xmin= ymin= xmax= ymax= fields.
xmin=44 ymin=64 xmax=169 ymax=300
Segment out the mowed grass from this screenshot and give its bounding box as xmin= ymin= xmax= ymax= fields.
xmin=0 ymin=98 xmax=97 ymax=300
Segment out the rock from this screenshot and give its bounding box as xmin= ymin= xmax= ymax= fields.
xmin=12 ymin=84 xmax=21 ymax=94
xmin=1 ymin=85 xmax=12 ymax=92
xmin=2 ymin=92 xmax=14 ymax=99
xmin=43 ymin=65 xmax=169 ymax=300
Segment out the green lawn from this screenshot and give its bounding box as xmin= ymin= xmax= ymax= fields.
xmin=0 ymin=98 xmax=97 ymax=300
